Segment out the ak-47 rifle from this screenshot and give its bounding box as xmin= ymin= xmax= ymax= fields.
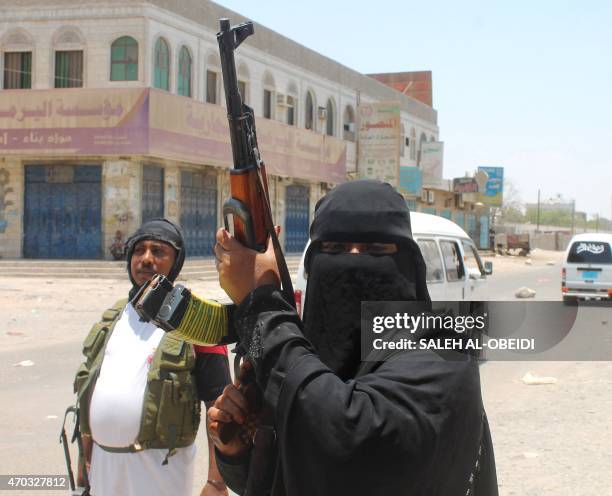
xmin=217 ymin=18 xmax=294 ymax=296
xmin=217 ymin=18 xmax=295 ymax=494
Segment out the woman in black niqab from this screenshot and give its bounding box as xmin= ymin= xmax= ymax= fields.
xmin=216 ymin=180 xmax=498 ymax=496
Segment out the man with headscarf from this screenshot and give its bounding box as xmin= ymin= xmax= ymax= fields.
xmin=74 ymin=219 xmax=231 ymax=496
xmin=208 ymin=180 xmax=498 ymax=495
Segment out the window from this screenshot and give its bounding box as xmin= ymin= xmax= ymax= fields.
xmin=305 ymin=91 xmax=314 ymax=130
xmin=325 ymin=98 xmax=335 ymax=136
xmin=568 ymin=241 xmax=612 ymax=264
xmin=263 ymin=89 xmax=272 ymax=119
xmin=206 ymin=70 xmax=217 ymax=104
xmin=110 ymin=36 xmax=138 ymax=81
xmin=406 ymin=199 xmax=417 ymax=211
xmin=400 ymin=124 xmax=405 ymax=157
xmin=3 ymin=52 xmax=31 ymax=89
xmin=417 ymin=131 xmax=427 ymax=166
xmin=286 ymin=95 xmax=295 ymax=125
xmin=343 ymin=105 xmax=355 ymax=141
xmin=417 ymin=239 xmax=444 ymax=283
xmin=462 ymin=240 xmax=485 ymax=275
xmin=55 ymin=50 xmax=83 ymax=88
xmin=153 ymin=38 xmax=170 ymax=91
xmin=410 ymin=128 xmax=416 ymax=160
xmin=177 ymin=46 xmax=192 ymax=97
xmin=237 ymin=61 xmax=250 ymax=104
xmin=440 ymin=240 xmax=465 ymax=281
xmin=238 ymin=80 xmax=247 ymax=103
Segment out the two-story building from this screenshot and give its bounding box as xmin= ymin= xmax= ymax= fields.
xmin=0 ymin=0 xmax=440 ymax=259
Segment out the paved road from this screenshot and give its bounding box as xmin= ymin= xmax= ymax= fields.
xmin=474 ymin=260 xmax=562 ymax=301
xmin=1 ymin=259 xmax=611 ymax=495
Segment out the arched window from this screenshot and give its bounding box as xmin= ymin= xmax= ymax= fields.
xmin=237 ymin=61 xmax=250 ymax=104
xmin=53 ymin=27 xmax=85 ymax=88
xmin=2 ymin=29 xmax=33 ymax=89
xmin=206 ymin=53 xmax=220 ymax=104
xmin=410 ymin=127 xmax=416 ymax=160
xmin=325 ymin=98 xmax=335 ymax=136
xmin=343 ymin=105 xmax=355 ymax=141
xmin=262 ymin=71 xmax=275 ymax=119
xmin=430 ymin=135 xmax=436 ymax=142
xmin=153 ymin=37 xmax=170 ymax=91
xmin=305 ymin=91 xmax=315 ymax=130
xmin=177 ymin=46 xmax=192 ymax=97
xmin=110 ymin=36 xmax=138 ymax=81
xmin=286 ymin=81 xmax=298 ymax=126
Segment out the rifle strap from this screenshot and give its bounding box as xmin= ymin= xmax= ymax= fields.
xmin=255 ymin=164 xmax=296 ymax=309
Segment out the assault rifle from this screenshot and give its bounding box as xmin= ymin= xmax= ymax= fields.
xmin=217 ymin=17 xmax=293 ymax=295
xmin=217 ymin=17 xmax=295 ymax=495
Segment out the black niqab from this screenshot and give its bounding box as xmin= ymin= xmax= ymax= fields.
xmin=302 ymin=180 xmax=431 ymax=379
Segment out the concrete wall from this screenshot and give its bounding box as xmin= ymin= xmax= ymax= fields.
xmin=530 ymin=232 xmax=574 ymax=252
xmin=0 ymin=159 xmax=23 ymax=258
xmin=102 ymin=160 xmax=141 ymax=258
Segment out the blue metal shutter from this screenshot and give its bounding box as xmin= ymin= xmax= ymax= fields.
xmin=180 ymin=170 xmax=217 ymax=257
xmin=142 ymin=164 xmax=164 ymax=223
xmin=285 ymin=185 xmax=310 ymax=253
xmin=479 ymin=214 xmax=490 ymax=249
xmin=24 ymin=165 xmax=101 ymax=259
xmin=454 ymin=212 xmax=465 ymax=229
xmin=467 ymin=214 xmax=477 ymax=241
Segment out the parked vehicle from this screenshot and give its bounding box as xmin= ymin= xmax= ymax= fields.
xmin=561 ymin=233 xmax=612 ymax=302
xmin=294 ymin=212 xmax=493 ymax=317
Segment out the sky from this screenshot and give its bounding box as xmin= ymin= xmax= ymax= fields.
xmin=216 ymin=0 xmax=612 ymax=219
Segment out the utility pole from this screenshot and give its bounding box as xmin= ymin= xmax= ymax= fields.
xmin=536 ymin=189 xmax=541 ymax=233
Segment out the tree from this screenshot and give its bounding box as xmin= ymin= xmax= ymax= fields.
xmin=497 ymin=177 xmax=525 ymax=223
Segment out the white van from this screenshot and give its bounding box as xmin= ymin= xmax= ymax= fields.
xmin=562 ymin=233 xmax=612 ymax=302
xmin=294 ymin=212 xmax=492 ymax=317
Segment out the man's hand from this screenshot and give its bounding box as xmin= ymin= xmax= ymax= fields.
xmin=214 ymin=227 xmax=280 ymax=305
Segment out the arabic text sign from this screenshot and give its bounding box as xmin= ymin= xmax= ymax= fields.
xmin=0 ymin=88 xmax=346 ymax=183
xmin=0 ymin=88 xmax=149 ymax=154
xmin=577 ymin=243 xmax=605 ymax=255
xmin=148 ymin=90 xmax=346 ymax=183
xmin=421 ymin=141 xmax=444 ymax=186
xmin=357 ymin=102 xmax=400 ymax=186
xmin=478 ymin=166 xmax=504 ymax=206
xmin=453 ymin=177 xmax=479 ymax=193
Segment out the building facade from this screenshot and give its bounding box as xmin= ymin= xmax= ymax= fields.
xmin=0 ymin=0 xmax=445 ymax=259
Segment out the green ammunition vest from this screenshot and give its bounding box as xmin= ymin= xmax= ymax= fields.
xmin=73 ymin=299 xmax=200 ymax=463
